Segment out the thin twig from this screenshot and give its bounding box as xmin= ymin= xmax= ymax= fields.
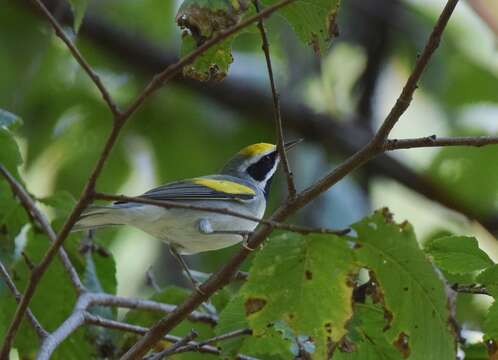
xmin=372 ymin=0 xmax=460 ymax=144
xmin=84 ymin=314 xmax=258 ymax=360
xmin=0 ymin=165 xmax=84 ymax=292
xmin=147 ymin=330 xmax=198 ymax=360
xmin=145 ymin=268 xmax=162 ymax=293
xmin=452 ymin=283 xmax=489 ymax=296
xmin=94 ymin=192 xmax=350 ymax=236
xmin=0 ymin=261 xmax=48 ymax=339
xmin=120 ymin=1 xmax=460 ymax=357
xmin=253 ymin=0 xmax=297 ymax=198
xmin=35 ymin=291 xmax=218 ymax=360
xmin=174 ymin=328 xmax=252 ymax=355
xmin=31 ymin=0 xmax=120 ymax=116
xmin=385 ymin=135 xmax=498 ymax=150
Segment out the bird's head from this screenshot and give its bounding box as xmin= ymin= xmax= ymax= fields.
xmin=221 ymin=140 xmax=301 ymax=197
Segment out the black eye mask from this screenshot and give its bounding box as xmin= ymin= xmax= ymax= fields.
xmin=247 ymin=152 xmax=277 ymax=182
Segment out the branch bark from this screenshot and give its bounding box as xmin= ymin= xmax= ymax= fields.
xmin=253 ymin=0 xmax=297 ymax=198
xmin=94 ymin=192 xmax=350 ymax=236
xmin=121 ymin=1 xmax=460 ymax=358
xmin=0 ymin=261 xmax=48 ymax=339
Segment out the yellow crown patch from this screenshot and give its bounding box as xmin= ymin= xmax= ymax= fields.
xmin=192 ymin=178 xmax=256 ymax=195
xmin=238 ymin=143 xmax=275 ymax=156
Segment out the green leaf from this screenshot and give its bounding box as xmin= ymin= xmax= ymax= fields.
xmin=262 ymin=0 xmax=341 ymax=54
xmin=0 ymin=128 xmax=22 ymax=175
xmin=353 ymin=209 xmax=456 ymax=360
xmin=0 ymin=109 xmax=22 ymax=130
xmin=483 ymin=300 xmax=498 ymax=341
xmin=176 ymin=0 xmax=246 ymax=81
xmin=216 ymin=295 xmax=294 ymax=359
xmin=425 ymin=236 xmax=493 ymax=274
xmin=180 ymin=35 xmax=233 ymax=81
xmin=334 ymin=301 xmax=403 ymax=360
xmin=477 ymin=265 xmax=498 ymax=297
xmin=0 ymin=128 xmax=26 ymax=264
xmin=68 ymin=0 xmax=88 ymax=32
xmin=477 ymin=265 xmax=498 ymax=340
xmin=240 ymin=232 xmax=356 ymax=359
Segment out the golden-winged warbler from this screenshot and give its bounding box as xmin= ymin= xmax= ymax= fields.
xmin=74 ymin=140 xmax=301 ymax=288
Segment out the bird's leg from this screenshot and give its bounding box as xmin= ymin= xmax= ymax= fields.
xmin=169 ymin=247 xmax=205 ymax=295
xmin=198 ymin=219 xmax=255 ymax=251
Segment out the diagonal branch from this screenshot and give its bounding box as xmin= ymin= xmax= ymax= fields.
xmin=371 ymin=0 xmax=459 ymax=144
xmin=253 ymin=0 xmax=297 ymax=198
xmin=93 ymin=192 xmax=350 ymax=236
xmin=120 ymin=1 xmax=460 ymax=357
xmin=385 ymin=135 xmax=498 ymax=150
xmin=147 ymin=330 xmax=198 ymax=360
xmin=0 ymin=261 xmax=48 ymax=339
xmin=0 ymin=165 xmax=84 ymax=292
xmin=84 ymin=315 xmax=258 ymax=360
xmin=31 ymin=0 xmax=120 ymax=116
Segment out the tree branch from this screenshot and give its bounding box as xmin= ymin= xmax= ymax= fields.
xmin=35 ymin=291 xmax=218 ymax=360
xmin=173 ymin=328 xmax=253 ymax=355
xmin=93 ymin=192 xmax=350 ymax=236
xmin=147 ymin=330 xmax=198 ymax=360
xmin=372 ymin=0 xmax=459 ymax=143
xmin=385 ymin=135 xmax=498 ymax=150
xmin=84 ymin=314 xmax=258 ymax=360
xmin=452 ymin=283 xmax=489 ymax=296
xmin=121 ymin=1 xmax=460 ymax=357
xmin=0 ymin=165 xmax=84 ymax=292
xmin=31 ymin=0 xmax=120 ymax=116
xmin=0 ymin=261 xmax=48 ymax=339
xmin=253 ymin=0 xmax=297 ymax=198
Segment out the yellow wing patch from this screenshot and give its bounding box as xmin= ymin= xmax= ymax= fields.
xmin=192 ymin=178 xmax=256 ymax=196
xmin=238 ymin=143 xmax=275 ymax=156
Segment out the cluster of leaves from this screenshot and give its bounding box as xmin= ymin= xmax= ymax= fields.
xmin=177 ymin=0 xmax=340 ymax=80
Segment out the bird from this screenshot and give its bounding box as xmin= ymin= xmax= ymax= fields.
xmin=74 ymin=140 xmax=301 ymax=289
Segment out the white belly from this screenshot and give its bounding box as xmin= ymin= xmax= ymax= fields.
xmin=119 ymin=203 xmax=265 ymax=254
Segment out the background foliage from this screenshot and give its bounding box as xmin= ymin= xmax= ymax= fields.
xmin=1 ymin=0 xmax=498 ymax=359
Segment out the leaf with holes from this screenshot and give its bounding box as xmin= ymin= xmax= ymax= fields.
xmin=334 ymin=301 xmax=403 ymax=360
xmin=262 ymin=0 xmax=341 ymax=54
xmin=176 ymin=0 xmax=249 ymax=81
xmin=216 ymin=294 xmax=294 ymax=358
xmin=240 ymin=232 xmax=356 ymax=359
xmin=425 ymin=235 xmax=493 ymax=274
xmin=353 ymin=209 xmax=456 ymax=360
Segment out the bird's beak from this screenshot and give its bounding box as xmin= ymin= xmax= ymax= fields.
xmin=283 ymin=138 xmax=303 ymax=151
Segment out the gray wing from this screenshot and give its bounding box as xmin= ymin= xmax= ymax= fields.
xmin=115 ymin=179 xmax=255 ymax=204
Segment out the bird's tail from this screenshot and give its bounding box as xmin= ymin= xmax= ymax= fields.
xmin=72 ymin=205 xmax=125 ymax=232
